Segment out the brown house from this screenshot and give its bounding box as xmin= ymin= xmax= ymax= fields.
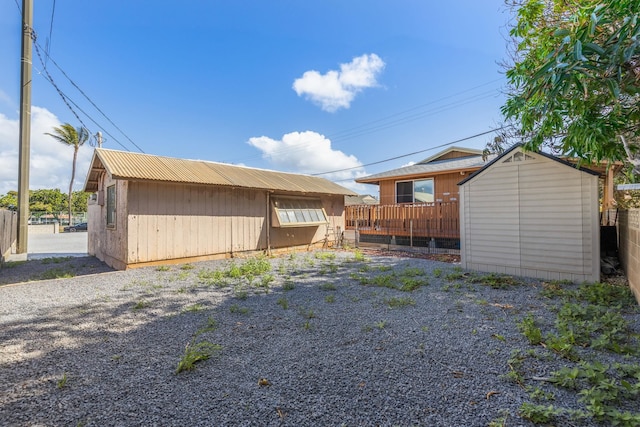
xmin=83 ymin=149 xmax=355 ymax=270
xmin=348 ymin=147 xmax=492 ymax=247
xmin=356 ymin=147 xmax=491 ymax=205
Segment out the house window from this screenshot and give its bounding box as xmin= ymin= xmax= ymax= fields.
xmin=395 ymin=179 xmax=434 ymax=203
xmin=106 ymin=185 xmax=116 ymax=228
xmin=272 ymin=197 xmax=328 ymax=227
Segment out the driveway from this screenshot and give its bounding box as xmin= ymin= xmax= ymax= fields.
xmin=24 ymin=232 xmax=88 ymax=259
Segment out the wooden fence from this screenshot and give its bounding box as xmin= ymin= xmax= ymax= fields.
xmin=619 ymin=209 xmax=640 ymax=304
xmin=345 ymin=202 xmax=460 ymax=240
xmin=0 ymin=209 xmax=17 ymax=264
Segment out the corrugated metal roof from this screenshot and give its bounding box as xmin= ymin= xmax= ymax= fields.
xmin=356 ymin=154 xmax=495 ymax=184
xmin=616 ymin=183 xmax=640 ymax=191
xmin=83 ymin=149 xmax=356 ymax=196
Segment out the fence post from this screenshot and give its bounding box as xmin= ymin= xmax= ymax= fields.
xmin=410 ymin=219 xmax=413 ymax=247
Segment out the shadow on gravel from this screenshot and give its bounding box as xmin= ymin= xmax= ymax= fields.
xmin=0 ymin=256 xmax=114 ymax=286
xmin=0 ymin=253 xmax=531 ymax=426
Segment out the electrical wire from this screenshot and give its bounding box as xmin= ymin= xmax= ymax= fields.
xmin=33 ymin=39 xmax=146 ymax=153
xmin=311 ymin=126 xmax=507 ymax=177
xmin=226 ymin=82 xmax=503 ymax=164
xmin=44 ymin=0 xmax=55 ymax=69
xmin=10 ymin=1 xmax=143 ymax=152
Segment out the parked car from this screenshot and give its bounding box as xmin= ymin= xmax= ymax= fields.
xmin=64 ymin=222 xmax=88 ymax=232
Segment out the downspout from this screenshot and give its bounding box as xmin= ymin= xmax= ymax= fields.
xmin=266 ymin=191 xmax=271 ymax=255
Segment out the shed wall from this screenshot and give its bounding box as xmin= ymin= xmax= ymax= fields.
xmin=460 ymin=149 xmax=599 ymax=282
xmin=91 ymin=180 xmax=347 ymax=269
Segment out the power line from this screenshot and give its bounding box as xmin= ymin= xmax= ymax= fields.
xmin=226 ymin=82 xmax=502 ymax=164
xmin=33 ymin=39 xmax=146 ymax=153
xmin=312 ymin=126 xmax=507 ymax=177
xmin=44 ymin=0 xmax=55 ymax=69
xmin=9 ymin=3 xmax=144 ymax=153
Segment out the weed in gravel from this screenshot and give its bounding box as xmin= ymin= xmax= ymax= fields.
xmin=432 ymin=268 xmax=442 ymax=278
xmin=487 ymin=409 xmax=510 ymax=427
xmin=175 ymin=341 xmax=222 ymax=374
xmin=352 ymin=249 xmax=366 ymax=262
xmin=299 ymin=308 xmax=316 ymax=319
xmin=182 ymin=303 xmax=205 ymax=313
xmin=40 ymin=268 xmax=75 ymax=280
xmin=277 ymin=297 xmax=289 ymax=310
xmin=320 ymin=283 xmax=337 ymax=291
xmin=229 ymin=304 xmax=249 ymax=314
xmin=376 ymin=320 xmax=387 ymax=329
xmin=517 ymin=314 xmax=543 ymax=345
xmin=512 ymin=281 xmax=640 ymax=426
xmin=180 ymin=263 xmax=195 ymax=270
xmin=315 ymin=251 xmax=336 ymax=261
xmin=132 ymin=300 xmax=150 ymax=310
xmin=155 ymin=265 xmax=171 ymax=272
xmin=234 ymin=287 xmax=248 ymax=300
xmin=41 ymin=256 xmax=72 ymax=264
xmin=384 ymin=296 xmax=415 ymax=308
xmin=176 ymin=287 xmax=186 ymax=294
xmin=4 ymin=260 xmax=26 ymax=268
xmin=325 ymin=294 xmax=335 ymax=303
xmin=258 ymin=274 xmax=274 ymax=293
xmin=197 ymin=268 xmax=226 ymax=287
xmin=282 ymin=279 xmax=295 ymax=291
xmin=195 ymin=317 xmax=218 ymax=336
xmin=303 ymin=320 xmax=312 ymax=330
xmin=57 ymin=372 xmax=69 ymax=389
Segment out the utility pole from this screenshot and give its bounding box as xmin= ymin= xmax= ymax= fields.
xmin=17 ymin=0 xmax=33 ymax=255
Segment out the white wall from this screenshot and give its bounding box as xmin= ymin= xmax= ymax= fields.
xmin=460 ymin=147 xmax=599 ymax=282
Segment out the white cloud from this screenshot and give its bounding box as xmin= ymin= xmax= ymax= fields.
xmin=247 ymin=130 xmax=368 ymax=192
xmin=0 ymin=106 xmax=94 ymax=195
xmin=293 ymin=53 xmax=385 ymax=112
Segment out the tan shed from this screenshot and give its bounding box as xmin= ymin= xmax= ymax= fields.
xmin=83 ymin=149 xmax=355 ymax=270
xmin=458 ymin=144 xmax=600 ymax=282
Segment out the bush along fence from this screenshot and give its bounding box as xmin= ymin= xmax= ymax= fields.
xmin=618 ymin=209 xmax=640 ymax=304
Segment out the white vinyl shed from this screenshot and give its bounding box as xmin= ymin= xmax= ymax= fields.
xmin=458 ymin=144 xmax=600 ymax=283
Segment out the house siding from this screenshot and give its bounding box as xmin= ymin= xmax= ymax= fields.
xmin=89 ymin=179 xmax=346 ymax=269
xmin=378 ymin=171 xmax=464 ymax=205
xmin=460 ymin=147 xmax=599 ymax=282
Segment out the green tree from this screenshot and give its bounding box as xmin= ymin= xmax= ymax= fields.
xmin=0 ymin=191 xmax=18 ymax=211
xmin=502 ymin=0 xmax=640 ymax=174
xmin=45 ymin=124 xmax=89 ymax=225
xmin=30 ymin=189 xmax=66 ymax=213
xmin=71 ymin=191 xmax=90 ymax=213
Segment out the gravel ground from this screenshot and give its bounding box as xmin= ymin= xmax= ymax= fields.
xmin=0 ymin=250 xmax=638 ymax=427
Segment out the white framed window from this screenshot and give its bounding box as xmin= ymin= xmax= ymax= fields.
xmin=395 ymin=179 xmax=434 ymax=203
xmin=272 ymin=197 xmax=328 ymax=227
xmin=106 ymin=185 xmax=116 ymax=228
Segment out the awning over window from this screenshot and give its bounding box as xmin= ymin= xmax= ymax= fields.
xmin=272 ymin=197 xmax=328 ymax=227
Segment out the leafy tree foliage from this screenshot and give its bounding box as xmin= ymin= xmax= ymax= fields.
xmin=502 ymin=0 xmax=640 ymax=175
xmin=0 ymin=189 xmax=90 ymax=213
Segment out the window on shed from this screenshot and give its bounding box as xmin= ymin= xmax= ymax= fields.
xmin=272 ymin=198 xmax=328 ymax=227
xmin=395 ymin=179 xmax=434 ymax=203
xmin=106 ymin=185 xmax=116 ymax=228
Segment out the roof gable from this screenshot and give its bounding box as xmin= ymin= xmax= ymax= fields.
xmin=417 ymin=146 xmax=483 ymax=164
xmin=457 ymin=144 xmax=599 ymax=186
xmin=83 ymin=149 xmax=356 ymax=196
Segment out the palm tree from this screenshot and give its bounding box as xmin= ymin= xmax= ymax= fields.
xmin=45 ymin=124 xmax=89 ymax=227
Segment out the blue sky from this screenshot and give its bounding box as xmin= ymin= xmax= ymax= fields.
xmin=0 ymin=1 xmax=510 ymax=196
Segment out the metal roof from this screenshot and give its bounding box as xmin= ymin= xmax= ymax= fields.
xmin=356 ymin=154 xmax=495 ymax=184
xmin=616 ymin=183 xmax=640 ymax=191
xmin=83 ymin=149 xmax=356 ymax=196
